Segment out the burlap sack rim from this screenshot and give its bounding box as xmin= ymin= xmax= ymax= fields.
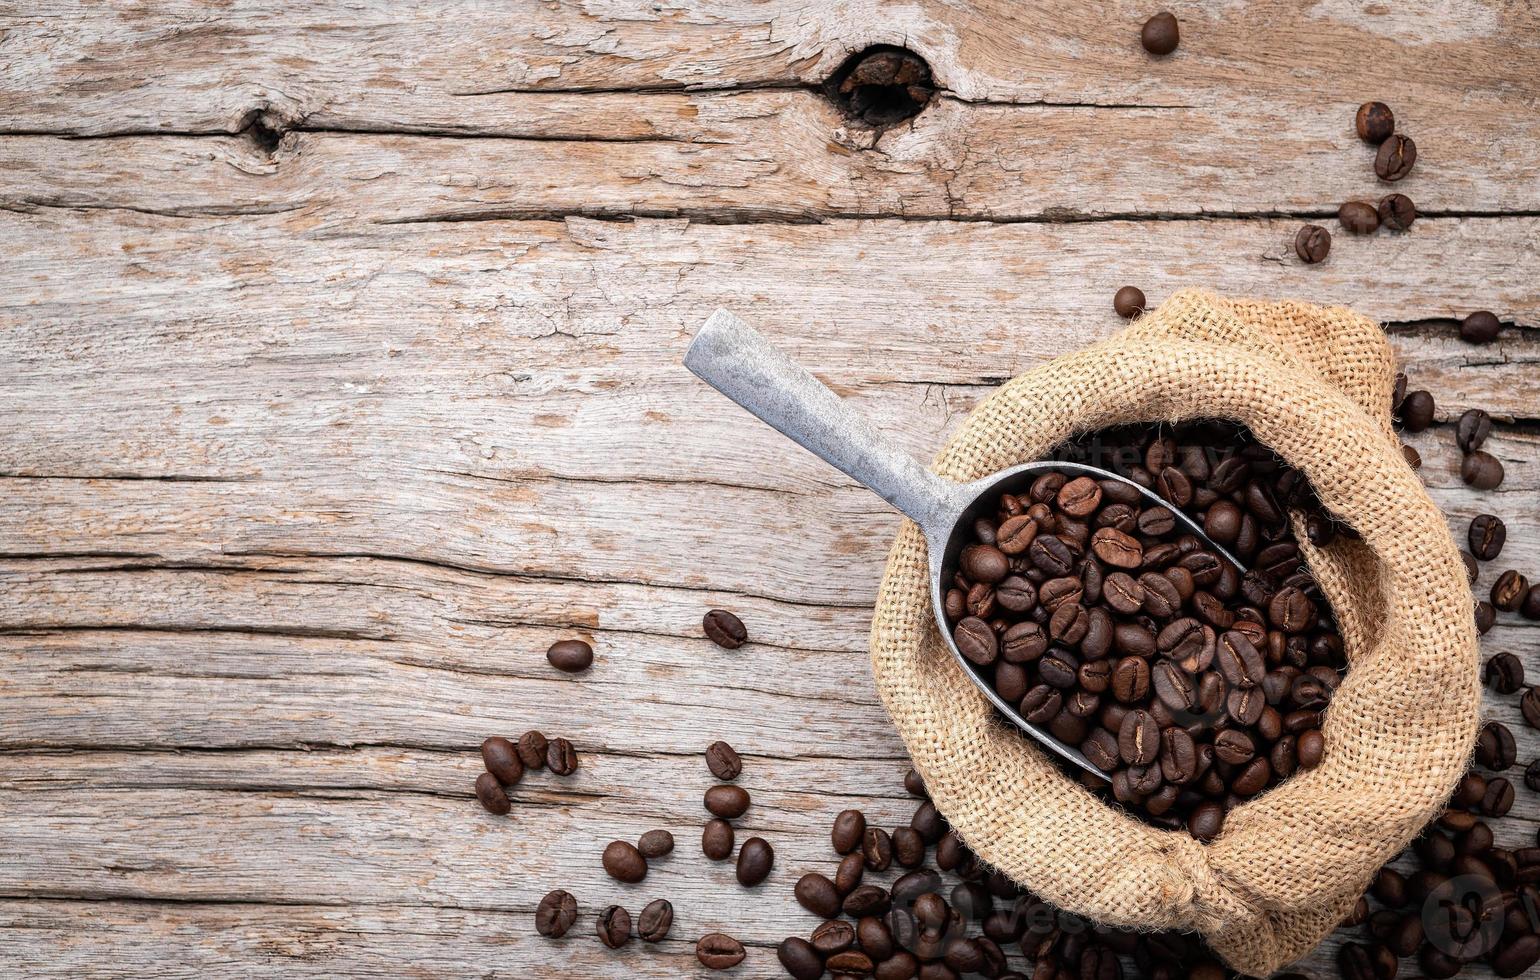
xmin=868 ymin=289 xmax=1481 ymax=976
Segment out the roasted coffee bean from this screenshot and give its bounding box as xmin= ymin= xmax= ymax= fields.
xmin=546 ymin=638 xmax=593 ymax=673
xmin=1356 ymin=101 xmax=1395 ymax=143
xmin=535 ymin=888 xmax=578 ymax=938
xmin=1082 ymin=728 xmax=1120 ymax=772
xmin=1460 ymin=310 xmax=1503 ymax=345
xmin=811 ymin=919 xmax=856 ymax=956
xmin=858 ymin=914 xmax=896 ymax=961
xmin=877 ymin=952 xmax=921 ymax=980
xmin=736 ymin=836 xmax=774 ymax=886
xmin=516 ymin=730 xmax=548 ymax=769
xmin=1399 ymin=389 xmax=1435 ymax=431
xmin=778 ymin=937 xmax=823 ymax=980
xmin=1493 ymin=934 xmax=1540 ymax=978
xmin=843 ymin=883 xmax=892 ymax=917
xmin=1476 ymin=600 xmax=1497 ymax=634
xmin=904 ymin=768 xmax=927 ymax=798
xmin=474 ymin=772 xmax=510 ymax=814
xmin=1401 ymin=443 xmax=1422 ymax=470
xmin=954 ymin=616 xmax=998 ymax=666
xmin=1377 ymin=193 xmax=1415 ymax=230
xmin=1114 ymin=285 xmax=1146 ymax=318
xmin=996 ymin=575 xmax=1037 ymax=612
xmin=1188 ymin=801 xmax=1225 ymax=841
xmin=1049 ymin=602 xmax=1091 ymax=644
xmin=835 ymin=851 xmax=865 ymax=895
xmin=863 ymin=827 xmax=894 ymax=872
xmin=911 ymin=800 xmax=946 ymax=843
xmin=1477 ymin=721 xmax=1517 ymax=770
xmin=637 ymin=829 xmax=675 ymax=859
xmin=1153 ymin=660 xmax=1198 ymax=712
xmin=833 ymin=808 xmax=867 ymax=854
xmin=996 ymin=514 xmax=1039 ymax=555
xmin=963 ymin=543 xmax=1011 ymax=583
xmin=702 ymin=608 xmax=748 ymax=649
xmin=1526 ymin=758 xmax=1540 ymax=791
xmin=1455 ymin=408 xmax=1493 ymax=454
xmin=1140 ymin=11 xmax=1180 ymax=55
xmin=1374 ymin=133 xmax=1416 ymax=181
xmin=696 ymin=933 xmax=746 ymax=969
xmin=1523 ymin=585 xmax=1540 ymax=621
xmin=1338 ymin=201 xmax=1379 ymax=235
xmin=1469 ymin=514 xmax=1506 ymax=560
xmin=1111 ymin=656 xmax=1151 ymax=703
xmin=1483 ymin=777 xmax=1515 ymax=817
xmin=1463 ymin=449 xmax=1506 ymax=489
xmin=1118 ymin=710 xmax=1160 ymax=766
xmin=481 ymin=736 xmax=524 ymax=786
xmin=702 ymin=818 xmax=734 ymax=860
xmin=893 ymin=825 xmax=926 ymax=868
xmin=1295 ymin=224 xmax=1331 ymax=264
xmin=1091 ymin=527 xmax=1143 ymax=568
xmin=1267 ymin=587 xmax=1314 ymax=633
xmin=828 ymin=949 xmax=876 ymax=974
xmin=1002 ymin=622 xmax=1048 ymax=663
xmin=603 ymin=840 xmax=648 ymax=883
xmin=1217 ymin=630 xmax=1266 ymax=688
xmin=1030 ymin=534 xmax=1076 ymax=576
xmin=1485 ymin=652 xmax=1525 ymax=694
xmin=637 ymin=898 xmax=673 ymax=942
xmin=1297 ymin=729 xmax=1325 ymax=769
xmin=546 ymin=737 xmax=578 ymax=775
xmin=1104 ymin=571 xmax=1145 ymax=614
xmin=1492 ymin=570 xmax=1529 ymax=611
xmin=1058 ymin=476 xmax=1103 ymax=517
xmin=1524 ymin=687 xmax=1540 ymax=729
xmin=596 ymin=905 xmax=631 ymax=949
xmin=704 ymin=740 xmax=743 ymax=781
xmin=1228 ymin=686 xmax=1266 ymax=726
xmin=1214 ymin=728 xmax=1256 ymax=765
xmin=704 ymin=784 xmax=751 ymax=819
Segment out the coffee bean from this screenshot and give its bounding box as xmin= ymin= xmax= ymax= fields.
xmin=545 ymin=638 xmax=593 ymax=673
xmin=835 ymin=850 xmax=865 ymax=895
xmin=706 ymin=740 xmax=742 ymax=780
xmin=703 ymin=608 xmax=748 ymax=649
xmin=1187 ymin=801 xmax=1224 ymax=841
xmin=1484 ymin=652 xmax=1525 ymax=694
xmin=602 ymin=840 xmax=647 ymax=883
xmin=637 ymin=898 xmax=673 ymax=942
xmin=778 ymin=937 xmax=823 ymax=980
xmin=1374 ymin=134 xmax=1416 ymax=181
xmin=1111 ymin=656 xmax=1151 ymax=703
xmin=1401 ymin=443 xmax=1422 ymax=470
xmin=1476 ymin=600 xmax=1497 ymax=634
xmin=1483 ymin=777 xmax=1515 ymax=817
xmin=1399 ymin=389 xmax=1435 ymax=431
xmin=535 ymin=888 xmax=578 ymax=938
xmin=1461 ymin=450 xmax=1505 ymax=489
xmin=863 ymin=827 xmax=894 ymax=871
xmin=1297 ymin=729 xmax=1325 ymax=769
xmin=736 ymin=836 xmax=774 ymax=886
xmin=962 ymin=543 xmax=1011 ymax=583
xmin=1217 ymin=630 xmax=1266 ymax=687
xmin=546 ymin=737 xmax=578 ymax=775
xmin=702 ymin=818 xmax=734 ymax=860
xmin=1140 ymin=11 xmax=1179 ymax=55
xmin=811 ymin=919 xmax=856 ymax=956
xmin=829 ymin=949 xmax=877 ymax=974
xmin=1377 ymin=193 xmax=1415 ymax=230
xmin=516 ymin=730 xmax=549 ymax=769
xmin=996 ymin=575 xmax=1037 ymax=612
xmin=705 ymin=784 xmax=751 ymax=818
xmin=832 ymin=808 xmax=867 ymax=854
xmin=1477 ymin=721 xmax=1517 ymax=770
xmin=1526 ymin=758 xmax=1540 ymax=791
xmin=858 ymin=915 xmax=896 ymax=961
xmin=1091 ymin=527 xmax=1143 ymax=568
xmin=1524 ymin=585 xmax=1540 ymax=621
xmin=1082 ymin=728 xmax=1120 ymax=772
xmin=480 ymin=736 xmax=524 ymax=786
xmin=1356 ymin=101 xmax=1395 ymax=143
xmin=1001 ymin=621 xmax=1048 ymax=663
xmin=843 ymin=883 xmax=892 ymax=917
xmin=953 ymin=616 xmax=998 ymax=666
xmin=1029 ymin=534 xmax=1076 ymax=576
xmin=1338 ymin=201 xmax=1379 ymax=235
xmin=911 ymin=800 xmax=946 ymax=843
xmin=1492 ymin=570 xmax=1529 ymax=611
xmin=1118 ymin=710 xmax=1160 ymax=765
xmin=1057 ymin=476 xmax=1103 ymax=518
xmin=1460 ymin=310 xmax=1502 ymax=345
xmin=696 ymin=932 xmax=746 ymax=969
xmin=1295 ymin=224 xmax=1331 ymax=264
xmin=1114 ymin=286 xmax=1146 ymax=318
xmin=1214 ymin=729 xmax=1255 ymax=765
xmin=892 ymin=826 xmax=926 ymax=868
xmin=474 ymin=772 xmax=510 ymax=814
xmin=596 ymin=905 xmax=631 ymax=949
xmin=795 ymin=872 xmax=841 ymax=917
xmin=1493 ymin=934 xmax=1540 ymax=978
xmin=1469 ymin=514 xmax=1506 ymax=560
xmin=1268 ymin=587 xmax=1315 ymax=633
xmin=638 ymin=829 xmax=675 ymax=859
xmin=996 ymin=515 xmax=1040 ymax=555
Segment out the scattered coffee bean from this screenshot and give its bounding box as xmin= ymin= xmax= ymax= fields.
xmin=1401 ymin=443 xmax=1421 ymax=470
xmin=706 ymin=740 xmax=743 ymax=780
xmin=1295 ymin=224 xmax=1331 ymax=263
xmin=602 ymin=840 xmax=648 ymax=883
xmin=863 ymin=826 xmax=894 ymax=871
xmin=637 ymin=898 xmax=673 ymax=942
xmin=1377 ymin=193 xmax=1415 ymax=230
xmin=1374 ymin=134 xmax=1416 ymax=181
xmin=778 ymin=937 xmax=824 ymax=979
xmin=1492 ymin=570 xmax=1529 ymax=612
xmin=535 ymin=889 xmax=578 ymax=938
xmin=1476 ymin=600 xmax=1497 ymax=634
xmin=703 ymin=608 xmax=748 ymax=649
xmin=705 ymin=784 xmax=751 ymax=819
xmin=481 ymin=736 xmax=524 ymax=786
xmin=1399 ymin=389 xmax=1435 ymax=431
xmin=702 ymin=818 xmax=735 ymax=860
xmin=1114 ymin=285 xmax=1147 ymax=319
xmin=1523 ymin=585 xmax=1540 ymax=621
xmin=637 ymin=829 xmax=674 ymax=859
xmin=1355 ymin=101 xmax=1395 ymax=144
xmin=696 ymin=932 xmax=746 ymax=969
xmin=1456 ymin=409 xmax=1493 ymax=454
xmin=1461 ymin=450 xmax=1505 ymax=490
xmin=1338 ymin=201 xmax=1379 ymax=235
xmin=1524 ymin=688 xmax=1540 ymax=729
xmin=517 ymin=730 xmax=549 ymax=769
xmin=1484 ymin=652 xmax=1525 ymax=694
xmin=904 ymin=768 xmax=927 ymax=797
xmin=795 ymin=872 xmax=842 ymax=917
xmin=1140 ymin=11 xmax=1179 ymax=55
xmin=835 ymin=851 xmax=865 ymax=894
xmin=545 ymin=638 xmax=593 ymax=673
xmin=832 ymin=808 xmax=867 ymax=854
xmin=596 ymin=905 xmax=631 ymax=949
xmin=546 ymin=737 xmax=578 ymax=775
xmin=1460 ymin=310 xmax=1503 ymax=345
xmin=736 ymin=836 xmax=774 ymax=886
xmin=474 ymin=772 xmax=510 ymax=815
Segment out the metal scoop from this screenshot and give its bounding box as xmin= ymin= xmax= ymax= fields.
xmin=685 ymin=309 xmax=1242 ymax=780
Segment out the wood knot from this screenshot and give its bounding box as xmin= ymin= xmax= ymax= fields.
xmin=824 ymin=46 xmax=935 ymax=127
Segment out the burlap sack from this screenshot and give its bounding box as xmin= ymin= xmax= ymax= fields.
xmin=870 ymin=289 xmax=1481 ymax=976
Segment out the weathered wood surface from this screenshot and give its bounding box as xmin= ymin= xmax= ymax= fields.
xmin=2 ymin=2 xmax=1539 ymax=977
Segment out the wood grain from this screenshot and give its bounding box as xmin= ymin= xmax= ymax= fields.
xmin=3 ymin=1 xmax=1539 ymax=977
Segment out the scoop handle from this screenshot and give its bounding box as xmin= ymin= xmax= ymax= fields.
xmin=685 ymin=309 xmax=963 ymax=536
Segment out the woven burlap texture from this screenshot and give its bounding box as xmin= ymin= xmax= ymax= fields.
xmin=869 ymin=289 xmax=1481 ymax=976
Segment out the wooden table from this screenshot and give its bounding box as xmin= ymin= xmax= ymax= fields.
xmin=3 ymin=3 xmax=1538 ymax=977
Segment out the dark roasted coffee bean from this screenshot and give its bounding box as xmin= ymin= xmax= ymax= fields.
xmin=1399 ymin=389 xmax=1435 ymax=431
xmin=844 ymin=884 xmax=892 ymax=917
xmin=1374 ymin=133 xmax=1416 ymax=181
xmin=1469 ymin=514 xmax=1506 ymax=560
xmin=778 ymin=937 xmax=823 ymax=980
xmin=705 ymin=783 xmax=750 ymax=818
xmin=828 ymin=949 xmax=876 ymax=974
xmin=736 ymin=836 xmax=774 ymax=886
xmin=1049 ymin=603 xmax=1090 ymax=644
xmin=1140 ymin=11 xmax=1179 ymax=55
xmin=833 ymin=809 xmax=867 ymax=854
xmin=996 ymin=514 xmax=1039 ymax=555
xmin=1118 ymin=709 xmax=1160 ymax=765
xmin=863 ymin=827 xmax=894 ymax=872
xmin=481 ymin=736 xmax=524 ymax=786
xmin=1483 ymin=777 xmax=1515 ymax=817
xmin=1460 ymin=310 xmax=1503 ymax=344
xmin=1297 ymin=728 xmax=1325 ymax=769
xmin=859 ymin=914 xmax=896 ymax=962
xmin=1228 ymin=685 xmax=1266 ymax=726
xmin=904 ymin=768 xmax=927 ymax=797
xmin=1462 ymin=449 xmax=1505 ymax=489
xmin=893 ymin=825 xmax=926 ymax=868
xmin=637 ymin=829 xmax=674 ymax=859
xmin=1030 ymin=534 xmax=1076 ymax=575
xmin=1057 ymin=476 xmax=1103 ymax=517
xmin=1356 ymin=101 xmax=1395 ymax=143
xmin=996 ymin=575 xmax=1037 ymax=612
xmin=835 ymin=851 xmax=865 ymax=895
xmin=963 ymin=544 xmax=1011 ymax=583
xmin=1455 ymin=408 xmax=1493 ymax=454
xmin=474 ymin=772 xmax=510 ymax=814
xmin=1114 ymin=285 xmax=1146 ymax=318
xmin=1267 ymin=587 xmax=1314 ymax=633
xmin=546 ymin=638 xmax=593 ymax=672
xmin=1217 ymin=630 xmax=1265 ymax=687
xmin=1523 ymin=585 xmax=1540 ymax=620
xmin=811 ymin=919 xmax=856 ymax=956
xmin=1090 ymin=527 xmax=1143 ymax=568
xmin=1485 ymin=652 xmax=1525 ymax=694
xmin=596 ymin=905 xmax=632 ymax=948
xmin=954 ymin=616 xmax=998 ymax=666
xmin=516 ymin=730 xmax=548 ymax=769
xmin=1338 ymin=200 xmax=1379 ymax=235
xmin=1082 ymin=728 xmax=1120 ymax=772
xmin=1493 ymin=934 xmax=1540 ymax=978
xmin=1111 ymin=656 xmax=1151 ymax=703
xmin=705 ymin=740 xmax=742 ymax=780
xmin=1001 ymin=621 xmax=1048 ymax=663
xmin=1377 ymin=193 xmax=1415 ymax=230
xmin=637 ymin=898 xmax=673 ymax=942
xmin=1526 ymin=758 xmax=1540 ymax=791
xmin=1492 ymin=570 xmax=1529 ymax=611
xmin=1477 ymin=721 xmax=1517 ymax=770
xmin=703 ymin=608 xmax=748 ymax=648
xmin=1104 ymin=571 xmax=1145 ymax=614
xmin=1294 ymin=224 xmax=1331 ymax=263
xmin=535 ymin=889 xmax=578 ymax=937
xmin=1187 ymin=801 xmax=1224 ymax=841
xmin=877 ymin=952 xmax=921 ymax=980
xmin=546 ymin=737 xmax=578 ymax=775
xmin=702 ymin=818 xmax=734 ymax=860
xmin=603 ymin=840 xmax=647 ymax=883
xmin=696 ymin=932 xmax=746 ymax=969
xmin=1476 ymin=600 xmax=1497 ymax=634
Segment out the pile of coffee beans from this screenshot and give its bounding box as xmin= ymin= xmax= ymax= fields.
xmin=475 ymin=729 xmax=578 ymax=814
xmin=942 ymin=422 xmax=1346 ymax=839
